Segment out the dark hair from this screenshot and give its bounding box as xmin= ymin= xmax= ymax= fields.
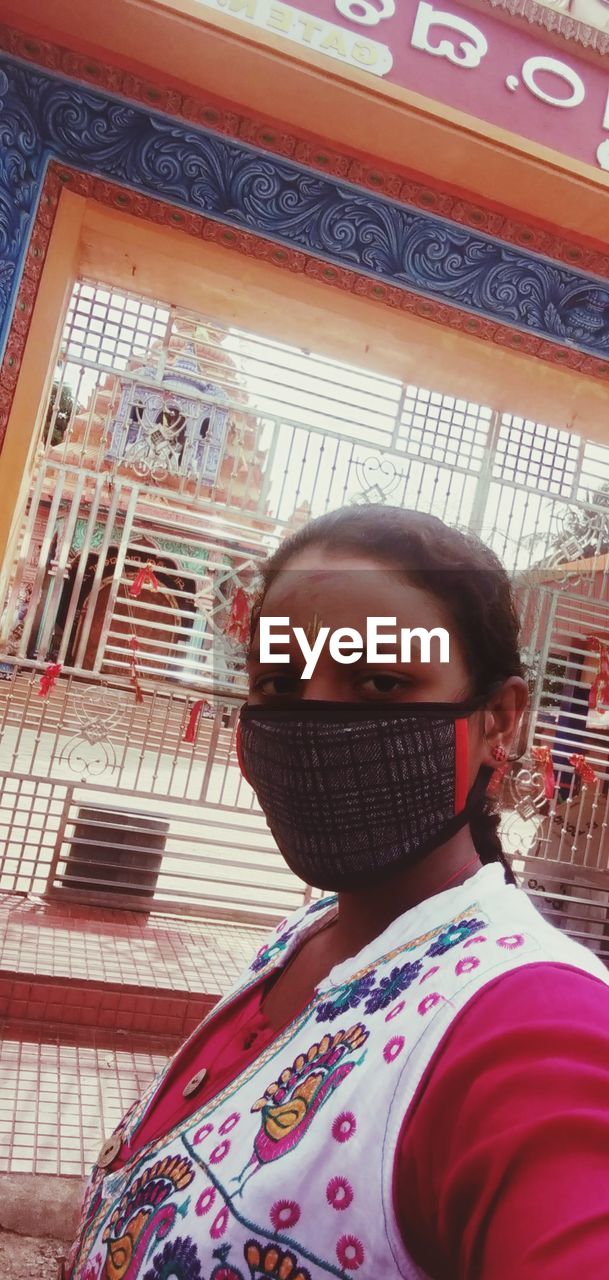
xmin=250 ymin=505 xmax=525 ymax=885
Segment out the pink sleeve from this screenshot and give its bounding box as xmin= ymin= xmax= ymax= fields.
xmin=396 ymin=962 xmax=609 ymax=1280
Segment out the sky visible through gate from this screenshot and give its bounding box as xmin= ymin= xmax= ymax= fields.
xmin=54 ymin=281 xmax=569 ymax=574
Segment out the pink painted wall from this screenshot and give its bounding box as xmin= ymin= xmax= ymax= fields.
xmin=299 ymin=0 xmax=609 ymax=171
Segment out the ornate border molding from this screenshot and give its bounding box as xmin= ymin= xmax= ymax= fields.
xmin=485 ymin=0 xmax=609 ymax=55
xmin=1 ymin=21 xmax=608 ymax=273
xmin=1 ymin=46 xmax=609 ymax=453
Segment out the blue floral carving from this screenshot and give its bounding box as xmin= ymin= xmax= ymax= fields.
xmin=1 ymin=53 xmax=609 ymax=364
xmin=426 ymin=917 xmax=486 ymax=957
xmin=363 ymin=960 xmax=423 ymax=1013
xmin=315 ymin=972 xmax=377 ymax=1022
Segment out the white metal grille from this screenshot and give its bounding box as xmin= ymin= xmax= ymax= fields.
xmin=64 ymin=283 xmax=171 ymax=370
xmin=398 ymin=387 xmax=490 ymax=471
xmin=494 ymin=414 xmax=580 ymax=497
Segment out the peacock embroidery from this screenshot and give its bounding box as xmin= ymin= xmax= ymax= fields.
xmin=234 ymin=1025 xmax=368 ymax=1191
xmin=98 ymin=1154 xmax=195 ymax=1279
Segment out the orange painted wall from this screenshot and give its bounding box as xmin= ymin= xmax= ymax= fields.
xmin=0 ymin=192 xmax=83 ymax=570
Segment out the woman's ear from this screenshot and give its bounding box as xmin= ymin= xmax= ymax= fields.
xmin=481 ymin=677 xmax=528 ymax=766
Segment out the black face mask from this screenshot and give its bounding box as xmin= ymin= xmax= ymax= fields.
xmin=237 ymin=699 xmax=491 ymax=892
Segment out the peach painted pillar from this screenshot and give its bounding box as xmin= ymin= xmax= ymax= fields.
xmin=0 ymin=190 xmax=85 ymax=588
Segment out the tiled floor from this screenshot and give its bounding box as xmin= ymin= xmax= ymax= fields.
xmin=0 ymin=1026 xmax=173 ymax=1176
xmin=0 ymin=893 xmax=270 ymax=1178
xmin=0 ymin=895 xmax=266 ymax=990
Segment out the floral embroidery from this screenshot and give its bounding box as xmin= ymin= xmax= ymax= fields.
xmin=418 ymin=993 xmax=443 ymax=1015
xmin=363 ymin=960 xmax=423 ymax=1013
xmin=455 ymin=956 xmax=480 ymax=976
xmin=244 ymin=1240 xmax=312 ymax=1280
xmin=418 ymin=966 xmax=440 ymax=984
xmin=497 ymin=933 xmax=525 ymax=949
xmin=307 ymin=897 xmax=337 ymax=915
xmin=463 ymin=934 xmax=487 ymax=948
xmin=315 ymin=973 xmax=377 ymax=1023
xmin=219 ymin=1112 xmax=240 ymax=1136
xmin=270 ymin=1199 xmax=301 ymax=1230
xmin=383 ymin=1036 xmax=405 ymax=1063
xmin=326 ymin=1176 xmax=353 ymax=1210
xmin=211 ymin=1206 xmax=230 ymax=1239
xmin=210 ymin=1140 xmax=231 ymax=1164
xmin=239 ymin=1026 xmax=368 ymax=1186
xmin=194 ymin=1123 xmax=214 ymax=1145
xmin=336 ymin=1234 xmax=365 ymax=1270
xmin=196 ymin=1186 xmax=216 ymax=1216
xmin=426 ymin=918 xmax=487 ymax=957
xmin=332 ymin=1111 xmax=356 ymax=1143
xmin=384 ymin=999 xmax=405 ymax=1022
xmin=250 ymin=925 xmax=299 ymax=973
xmin=143 ymin=1235 xmax=203 ymax=1280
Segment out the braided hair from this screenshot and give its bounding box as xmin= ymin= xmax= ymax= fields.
xmin=250 ymin=504 xmax=525 ymax=885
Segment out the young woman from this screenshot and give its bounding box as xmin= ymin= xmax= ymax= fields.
xmin=63 ymin=506 xmax=609 ymax=1280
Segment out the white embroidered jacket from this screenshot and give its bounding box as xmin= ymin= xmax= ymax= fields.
xmin=65 ymin=863 xmax=609 ymax=1280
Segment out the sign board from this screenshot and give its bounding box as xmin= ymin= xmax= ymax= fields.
xmin=193 ymin=0 xmax=609 ymax=172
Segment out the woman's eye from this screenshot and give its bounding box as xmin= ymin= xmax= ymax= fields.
xmin=252 ymin=674 xmax=301 ymax=698
xmin=358 ymin=674 xmax=412 ymax=695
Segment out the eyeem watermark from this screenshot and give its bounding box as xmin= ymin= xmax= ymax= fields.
xmin=260 ymin=617 xmax=450 ymax=678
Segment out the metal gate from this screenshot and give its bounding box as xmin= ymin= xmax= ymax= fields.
xmin=2 ymin=278 xmax=609 ymax=948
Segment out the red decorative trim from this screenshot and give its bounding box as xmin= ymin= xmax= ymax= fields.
xmin=1 ymin=20 xmax=609 ymax=271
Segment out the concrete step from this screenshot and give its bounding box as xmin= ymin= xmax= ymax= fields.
xmin=0 ymin=970 xmax=216 ymax=1038
xmin=0 ymin=1178 xmax=85 ymax=1245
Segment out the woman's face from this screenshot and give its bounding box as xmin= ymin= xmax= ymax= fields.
xmin=247 ymin=547 xmax=527 ymax=785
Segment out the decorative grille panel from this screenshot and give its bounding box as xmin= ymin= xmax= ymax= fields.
xmin=397 ymin=387 xmax=490 ymax=472
xmin=493 ymin=414 xmax=581 ymax=497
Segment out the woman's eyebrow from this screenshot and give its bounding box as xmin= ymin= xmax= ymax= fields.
xmin=247 ymin=648 xmax=303 ymax=668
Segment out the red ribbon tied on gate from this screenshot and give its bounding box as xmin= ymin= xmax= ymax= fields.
xmin=128 ymin=634 xmax=144 ymax=704
xmin=588 ymin=637 xmax=609 ymax=717
xmin=183 ymin=699 xmax=212 ymax=743
xmin=225 ymin=587 xmax=252 ymax=646
xmin=38 ymin=663 xmax=62 ymax=698
xmin=531 ymin=745 xmax=557 ymax=800
xmin=568 ymin=754 xmax=598 ymax=786
xmin=129 ymin=561 xmax=160 ymax=599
